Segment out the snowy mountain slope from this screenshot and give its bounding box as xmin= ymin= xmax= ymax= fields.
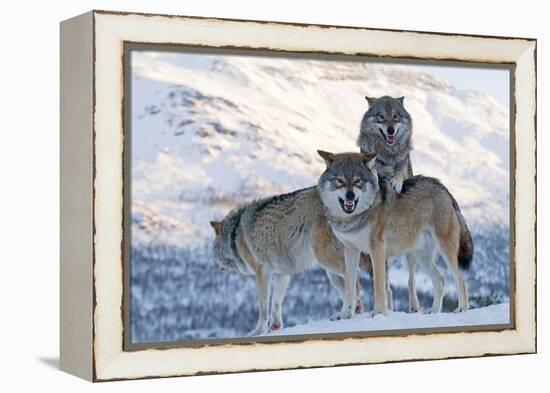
xmin=131 ymin=51 xmax=509 ymax=247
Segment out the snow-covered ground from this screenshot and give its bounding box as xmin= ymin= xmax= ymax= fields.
xmin=268 ymin=303 xmax=510 ymax=337
xmin=129 ymin=50 xmax=511 ymax=343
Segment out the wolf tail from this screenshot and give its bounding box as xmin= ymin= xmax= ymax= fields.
xmin=451 ymin=197 xmax=474 ymax=270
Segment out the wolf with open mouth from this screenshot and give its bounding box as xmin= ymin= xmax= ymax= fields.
xmin=358 ymin=95 xmax=413 ymax=194
xmin=317 ymin=151 xmax=473 ymax=319
xmin=357 ymin=95 xmax=422 ymax=312
xmin=210 ymin=187 xmax=372 ymax=336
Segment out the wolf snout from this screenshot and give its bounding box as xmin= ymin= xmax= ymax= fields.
xmin=345 ymin=191 xmax=355 ymax=201
xmin=386 ymin=126 xmax=395 ymax=135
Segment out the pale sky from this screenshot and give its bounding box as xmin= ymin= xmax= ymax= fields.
xmin=413 ymin=64 xmax=510 ymax=109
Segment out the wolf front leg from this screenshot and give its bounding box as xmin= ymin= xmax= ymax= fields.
xmin=390 ymin=156 xmax=412 ymax=193
xmin=389 ymin=173 xmax=404 ymax=193
xmin=370 ymin=239 xmax=389 ymax=315
xmin=247 ymin=266 xmax=272 ymax=336
xmin=269 ymin=274 xmax=290 ymax=332
xmin=327 ymin=271 xmax=363 ymax=318
xmin=330 ymin=245 xmax=360 ymax=320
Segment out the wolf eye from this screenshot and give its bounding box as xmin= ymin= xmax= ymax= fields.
xmin=334 ymin=178 xmax=344 ymax=187
xmin=377 ymin=113 xmax=385 ymax=122
xmin=392 ymin=113 xmax=400 ymax=121
xmin=353 ymin=179 xmax=363 ymax=187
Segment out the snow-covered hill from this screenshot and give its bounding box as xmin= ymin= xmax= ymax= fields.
xmin=128 ymin=51 xmax=511 ymax=343
xmin=130 ymin=51 xmax=509 ymax=247
xmin=268 ymin=303 xmax=510 ymax=337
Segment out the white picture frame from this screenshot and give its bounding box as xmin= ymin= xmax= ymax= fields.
xmin=60 ymin=10 xmax=536 ymax=382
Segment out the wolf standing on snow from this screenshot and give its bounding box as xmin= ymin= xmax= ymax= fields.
xmin=318 ymin=151 xmax=474 ymax=318
xmin=210 ymin=189 xmax=371 ymax=336
xmin=317 ymin=151 xmax=473 ymax=318
xmin=358 ymin=95 xmax=422 ymax=312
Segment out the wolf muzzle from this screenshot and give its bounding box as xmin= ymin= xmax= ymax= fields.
xmin=339 ymin=191 xmax=358 ymax=214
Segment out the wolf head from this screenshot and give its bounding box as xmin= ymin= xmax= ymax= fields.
xmin=317 ymin=151 xmax=379 ymax=218
xmin=210 ymin=207 xmax=247 ymax=273
xmin=360 ymin=95 xmax=412 ymax=149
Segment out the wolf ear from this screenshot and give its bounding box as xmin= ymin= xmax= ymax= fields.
xmin=317 ymin=150 xmax=336 ymax=168
xmin=362 ymin=153 xmax=377 ymax=170
xmin=365 ymin=96 xmax=376 ymax=106
xmin=397 ymin=96 xmax=405 ymax=104
xmin=210 ymin=221 xmax=223 ymax=236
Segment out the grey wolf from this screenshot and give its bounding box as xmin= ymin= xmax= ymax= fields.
xmin=358 ymin=95 xmax=413 ymax=193
xmin=317 ymin=151 xmax=473 ymax=318
xmin=358 ymin=95 xmax=421 ymax=311
xmin=211 ymin=187 xmax=371 ymax=336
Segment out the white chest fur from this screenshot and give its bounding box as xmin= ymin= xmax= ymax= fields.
xmin=333 ymin=225 xmax=372 ymax=254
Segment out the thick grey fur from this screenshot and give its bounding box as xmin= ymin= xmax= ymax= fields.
xmin=357 ymin=95 xmax=413 ymax=179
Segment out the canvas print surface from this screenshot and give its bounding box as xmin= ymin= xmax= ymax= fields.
xmin=128 ymin=49 xmax=510 ymax=344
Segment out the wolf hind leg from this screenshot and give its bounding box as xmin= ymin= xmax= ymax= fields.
xmin=386 ymin=279 xmax=393 ymax=311
xmin=248 ymin=266 xmax=272 ymax=336
xmin=416 ymin=245 xmax=444 ymax=314
xmin=326 ymin=271 xmax=344 ymax=297
xmin=406 ymin=253 xmax=421 ymax=313
xmin=269 ymin=274 xmax=290 ymax=332
xmin=356 ymin=278 xmax=365 ymax=314
xmin=383 ymin=260 xmax=393 ymax=311
xmin=437 ymin=236 xmax=469 ymax=313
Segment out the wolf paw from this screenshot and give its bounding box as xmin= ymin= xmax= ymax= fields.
xmin=452 ymin=306 xmax=468 ymax=313
xmin=330 ymin=308 xmax=354 ymax=321
xmin=247 ymin=323 xmax=269 ymax=336
xmin=373 ymin=305 xmax=389 ymax=316
xmin=269 ymin=321 xmax=283 ymax=332
xmin=355 ymin=302 xmax=365 ymax=314
xmin=409 ymin=303 xmax=421 ymax=313
xmin=389 ymin=175 xmax=403 ymax=193
xmin=423 ymin=306 xmax=440 ymax=314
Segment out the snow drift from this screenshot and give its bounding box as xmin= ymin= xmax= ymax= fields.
xmin=268 ymin=303 xmax=510 ymax=337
